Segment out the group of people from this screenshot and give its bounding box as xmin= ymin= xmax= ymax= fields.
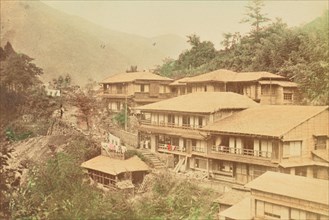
xmin=101 ymin=142 xmax=127 ymax=154
xmin=139 ymin=139 xmax=150 ymax=149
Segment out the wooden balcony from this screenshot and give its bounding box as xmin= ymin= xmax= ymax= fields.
xmin=208 ymin=146 xmax=277 ymax=167
xmin=157 ymin=144 xmax=187 ymax=155
xmin=192 ymin=146 xmax=206 ymax=153
xmin=140 ymin=120 xmax=202 ymax=130
xmin=211 ymin=146 xmax=273 ymax=158
xmin=134 ymin=92 xmax=173 ymax=99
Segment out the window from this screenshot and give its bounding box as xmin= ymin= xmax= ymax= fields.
xmin=198 ymin=116 xmax=203 ymax=128
xmin=254 ymin=139 xmax=273 ymax=158
xmin=182 ymin=115 xmax=190 ymax=127
xmin=167 ymin=114 xmax=175 ymax=125
xmin=219 ymin=161 xmax=233 ymax=173
xmin=229 ymin=137 xmax=242 ymax=154
xmin=116 ymin=101 xmax=121 ymax=110
xmin=140 ymin=84 xmax=145 ymax=92
xmin=264 ymin=202 xmax=281 ymax=219
xmin=295 ymin=167 xmax=307 ymax=177
xmin=261 ymin=85 xmax=276 ymax=95
xmin=284 ymin=93 xmax=293 ymax=100
xmin=290 ymin=208 xmax=306 ymax=219
xmin=117 ymin=85 xmax=123 ymax=94
xmin=172 ymin=137 xmax=179 ymax=146
xmin=195 ymin=158 xmax=207 ymax=169
xmin=315 ymin=136 xmax=327 ymax=150
xmin=180 ymin=87 xmax=186 ymax=95
xmin=283 ymin=141 xmax=302 ymax=157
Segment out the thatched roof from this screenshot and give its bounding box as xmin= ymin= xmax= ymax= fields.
xmin=202 ymin=105 xmax=328 ymax=138
xmin=182 ymin=69 xmax=285 ymax=83
xmin=81 ymin=155 xmax=149 ymax=175
xmin=134 ymin=92 xmax=258 ymax=114
xmin=100 ymin=72 xmax=173 ymax=84
xmin=245 ymin=171 xmax=329 ymax=205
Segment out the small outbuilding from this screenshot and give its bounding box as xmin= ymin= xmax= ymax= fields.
xmin=81 ymin=155 xmax=150 ymax=191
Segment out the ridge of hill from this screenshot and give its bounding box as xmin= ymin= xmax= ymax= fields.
xmin=0 ymin=1 xmax=187 ymax=85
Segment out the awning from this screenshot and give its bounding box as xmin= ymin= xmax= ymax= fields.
xmin=279 ymin=158 xmax=329 ymax=168
xmin=139 ymin=125 xmax=208 ymax=139
xmin=312 ymin=149 xmax=329 ymax=163
xmin=259 ymin=80 xmax=297 ymax=87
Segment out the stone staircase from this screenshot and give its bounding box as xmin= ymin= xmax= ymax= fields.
xmin=141 ymin=151 xmax=166 ymax=169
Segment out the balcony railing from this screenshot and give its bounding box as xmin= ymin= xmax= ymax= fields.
xmin=140 ymin=120 xmax=202 ymax=129
xmin=158 ymin=144 xmax=186 ymax=152
xmin=127 ymin=92 xmax=174 ymax=99
xmin=211 ymin=146 xmax=273 ymax=158
xmin=192 ymin=146 xmax=206 ymax=153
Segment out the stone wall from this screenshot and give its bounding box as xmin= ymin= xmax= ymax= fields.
xmin=108 ymin=128 xmax=138 ymax=148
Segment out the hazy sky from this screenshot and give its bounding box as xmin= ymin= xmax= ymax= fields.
xmin=42 ymin=0 xmax=328 ymax=49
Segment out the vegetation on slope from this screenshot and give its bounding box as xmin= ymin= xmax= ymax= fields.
xmin=155 ymin=0 xmax=329 ymax=105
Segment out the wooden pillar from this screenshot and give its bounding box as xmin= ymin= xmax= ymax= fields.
xmin=150 ymin=134 xmax=156 ymax=153
xmin=207 ymin=158 xmax=210 ymax=178
xmin=290 ymin=167 xmax=295 ymax=175
xmin=307 ymin=166 xmax=314 ymax=178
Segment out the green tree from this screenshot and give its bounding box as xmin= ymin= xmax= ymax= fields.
xmin=281 ymin=11 xmax=329 ymax=104
xmin=177 ymin=34 xmax=216 ymax=69
xmin=0 ymin=42 xmax=43 ymax=91
xmin=154 ymin=57 xmax=177 ymax=78
xmin=11 ymin=152 xmax=135 ymax=219
xmin=241 ymin=0 xmax=270 ymax=42
xmin=73 ymin=92 xmax=96 ymax=130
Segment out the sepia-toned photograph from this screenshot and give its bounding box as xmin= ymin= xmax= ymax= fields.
xmin=0 ymin=0 xmax=328 ymax=219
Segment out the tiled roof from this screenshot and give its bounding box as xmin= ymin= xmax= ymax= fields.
xmin=182 ymin=69 xmax=284 ymax=83
xmin=202 ymin=105 xmax=328 ymax=137
xmin=135 ymin=92 xmax=258 ymax=113
xmin=245 ymin=171 xmax=329 ymax=205
xmin=100 ymin=72 xmax=173 ymax=83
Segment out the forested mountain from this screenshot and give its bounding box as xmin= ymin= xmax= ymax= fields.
xmin=156 ymin=2 xmax=328 ymax=105
xmin=0 ymin=1 xmax=187 ymax=85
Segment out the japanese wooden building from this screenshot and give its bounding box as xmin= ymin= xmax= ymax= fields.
xmin=170 ymin=69 xmax=299 ymax=105
xmin=99 ymin=71 xmax=173 ymax=112
xmin=219 ymin=171 xmax=329 ymax=220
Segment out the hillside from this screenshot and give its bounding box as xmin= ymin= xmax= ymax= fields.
xmin=0 ymin=1 xmax=187 ymax=85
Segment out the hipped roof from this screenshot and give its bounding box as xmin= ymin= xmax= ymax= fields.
xmin=214 ymin=189 xmax=250 ymax=205
xmin=218 ymin=197 xmax=252 ymax=220
xmin=169 ymin=77 xmax=190 ymax=86
xmin=245 ymin=171 xmax=329 ymax=205
xmin=135 ymin=92 xmax=258 ymax=113
xmin=202 ymin=105 xmax=328 ymax=138
xmin=182 ymin=69 xmax=284 ymax=83
xmin=100 ymin=72 xmax=173 ymax=84
xmin=81 ymin=155 xmax=149 ymax=175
